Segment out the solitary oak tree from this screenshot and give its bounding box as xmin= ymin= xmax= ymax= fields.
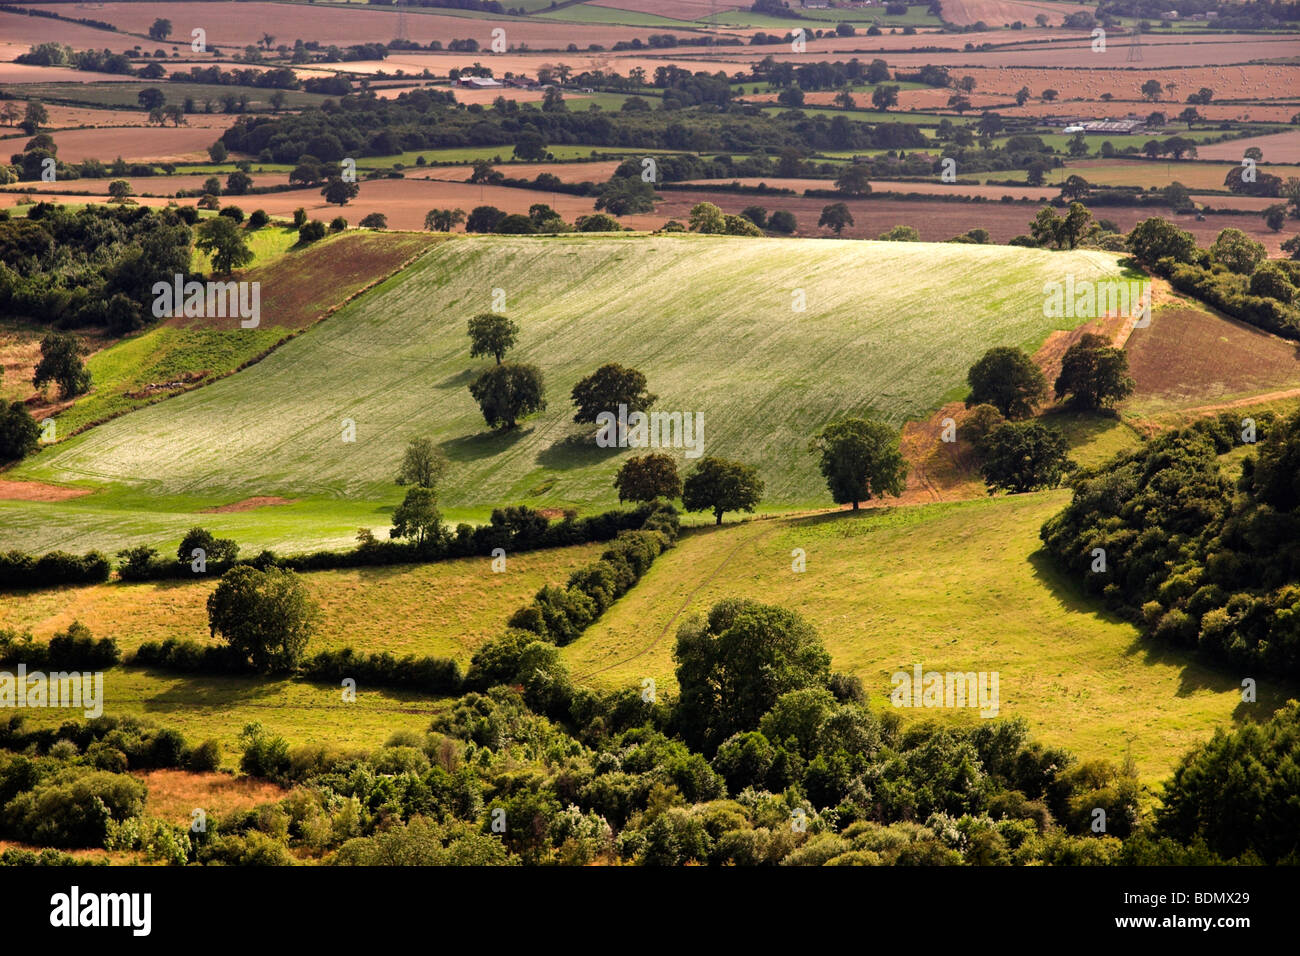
xmin=682 ymin=457 xmax=764 ymax=525
xmin=467 ymin=312 xmax=519 ymax=365
xmin=808 ymin=418 xmax=907 ymax=510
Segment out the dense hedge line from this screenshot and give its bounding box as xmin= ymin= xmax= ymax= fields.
xmin=1164 ymin=260 xmax=1300 ymax=341
xmin=300 ymin=648 xmax=462 ymax=695
xmin=111 ymin=502 xmax=666 ymax=585
xmin=0 ymin=623 xmax=120 ymax=670
xmin=0 ymin=550 xmax=111 ymax=591
xmin=507 ymin=504 xmax=679 ymax=647
xmin=1041 ymin=411 xmax=1300 ymax=679
xmin=133 ymin=638 xmax=250 ymax=674
xmin=132 ymin=639 xmax=464 ymax=694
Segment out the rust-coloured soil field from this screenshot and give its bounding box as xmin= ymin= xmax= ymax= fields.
xmin=0 ymin=479 xmax=92 ymax=503
xmin=181 ymin=177 xmax=614 ymax=231
xmin=0 ymin=126 xmax=223 ymax=163
xmin=1196 ymin=130 xmax=1300 ymax=165
xmin=713 ymin=36 xmax=1300 ymax=69
xmin=298 ymin=52 xmax=734 ymax=77
xmin=21 ymin=105 xmax=236 ymax=130
xmin=168 ymin=229 xmax=441 ymax=330
xmin=680 ymin=177 xmax=1061 ymax=202
xmin=939 ymin=0 xmax=1091 ymax=27
xmin=943 ymin=63 xmax=1300 ymax=104
xmin=13 ymin=172 xmax=292 ymax=197
xmin=1068 ymin=158 xmax=1300 ymax=192
xmin=0 ymin=62 xmax=138 ymax=84
xmin=0 ymin=10 xmax=146 ymax=57
xmin=648 ymin=189 xmax=1290 ymax=251
xmin=436 ymin=159 xmax=620 ymax=183
xmin=87 ymin=2 xmax=700 ymax=50
xmin=1002 ymin=101 xmax=1300 ymax=124
xmin=1125 ymin=305 xmax=1300 ymax=410
xmin=744 ymin=89 xmax=1010 ymax=112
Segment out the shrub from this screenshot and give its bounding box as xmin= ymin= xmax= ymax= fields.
xmin=3 ymin=770 xmax=146 ymax=847
xmin=298 ymin=220 xmax=326 ymax=243
xmin=238 ymin=722 xmax=290 ymax=780
xmin=188 ymin=739 xmax=221 ymax=772
xmin=0 ymin=550 xmax=111 ymax=591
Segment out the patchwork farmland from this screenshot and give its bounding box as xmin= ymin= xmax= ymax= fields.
xmin=0 ymin=0 xmax=1298 ymax=901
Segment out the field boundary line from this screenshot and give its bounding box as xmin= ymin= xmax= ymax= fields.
xmin=572 ymin=521 xmax=777 ymax=683
xmin=20 ymin=236 xmax=443 ymax=454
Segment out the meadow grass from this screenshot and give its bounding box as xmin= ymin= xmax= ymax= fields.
xmin=4 ymin=234 xmax=1125 ymax=553
xmin=559 ymin=492 xmax=1296 ymax=784
xmin=0 ymin=540 xmax=605 ymax=661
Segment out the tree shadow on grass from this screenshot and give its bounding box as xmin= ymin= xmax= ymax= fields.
xmin=1026 ymin=547 xmax=1294 ymax=708
xmin=536 ymin=430 xmax=623 ymax=469
xmin=439 ymin=424 xmax=533 ymax=463
xmin=1027 ymin=547 xmax=1132 ymax=622
xmin=136 ymin=668 xmax=285 ymax=712
xmin=435 ymin=367 xmax=477 ymax=390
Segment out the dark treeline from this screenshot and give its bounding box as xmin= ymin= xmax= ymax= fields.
xmin=218 ymin=88 xmax=931 ymax=163
xmin=112 ymin=502 xmax=669 ymax=585
xmin=0 ymin=204 xmax=192 ymax=333
xmin=1043 ymin=412 xmax=1300 ymax=680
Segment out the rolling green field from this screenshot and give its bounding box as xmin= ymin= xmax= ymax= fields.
xmin=559 ymin=492 xmax=1296 ymax=784
xmin=536 ymin=4 xmax=704 ymax=28
xmin=2 ymin=234 xmax=1125 ymax=554
xmin=21 ymin=231 xmax=435 ymax=439
xmin=5 ymin=81 xmax=330 ymax=112
xmin=1 ymin=540 xmax=604 ymax=661
xmin=1 ymin=540 xmax=607 ymax=752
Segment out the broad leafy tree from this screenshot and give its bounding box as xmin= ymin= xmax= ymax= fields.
xmin=424 ymin=208 xmax=466 ymax=232
xmin=966 ymin=346 xmax=1047 ymax=419
xmin=818 ymin=202 xmax=854 ymax=235
xmin=32 ymin=332 xmax=90 ymax=398
xmin=467 ymin=312 xmax=519 ymax=365
xmin=614 ymin=452 xmax=681 ymax=503
xmin=0 ymin=401 xmax=41 ymax=461
xmin=395 ymin=436 xmax=449 ymax=490
xmin=979 ymin=421 xmax=1069 ymax=493
xmin=177 ymin=526 xmax=239 ymax=565
xmin=1054 ymin=333 xmax=1135 ymax=409
xmin=807 ymin=418 xmax=907 ymax=510
xmin=682 ymin=456 xmax=764 ymax=525
xmin=390 ymin=486 xmax=444 ymax=548
xmin=571 ymin=363 xmax=656 ymax=424
xmin=206 ymin=566 xmax=318 ymax=672
xmin=321 ymin=177 xmax=359 ymax=205
xmin=468 ymin=363 xmax=546 ymax=429
xmin=1209 ymin=227 xmax=1265 ymax=275
xmin=673 ymin=598 xmax=832 ymax=752
xmin=1127 ymin=216 xmax=1197 ymax=266
xmin=195 ymin=216 xmax=253 ymax=275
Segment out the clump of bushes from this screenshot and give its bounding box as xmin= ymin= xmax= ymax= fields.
xmin=507 ymin=523 xmax=677 ymax=646
xmin=0 ymin=549 xmax=111 ymax=590
xmin=0 ymin=621 xmax=120 ymax=669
